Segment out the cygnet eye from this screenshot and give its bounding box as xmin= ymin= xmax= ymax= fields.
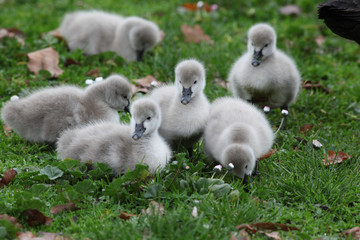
xmin=147 ymin=116 xmax=151 ymax=120
xmin=245 ymin=165 xmax=248 ymax=169
xmin=264 ymin=43 xmax=269 ymax=47
xmin=123 ymin=95 xmax=127 ymax=99
xmin=194 ymin=81 xmax=197 ymax=84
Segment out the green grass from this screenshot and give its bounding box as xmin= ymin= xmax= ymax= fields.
xmin=1 ymin=0 xmax=360 ymax=239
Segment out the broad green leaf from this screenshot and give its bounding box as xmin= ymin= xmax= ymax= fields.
xmin=14 ymin=191 xmax=44 ymax=211
xmin=39 ymin=166 xmax=63 ymax=180
xmin=56 ymin=159 xmax=79 ymax=171
xmin=209 ymin=183 xmax=232 ymax=198
xmin=144 ymin=184 xmax=164 ymax=199
xmin=29 ymin=184 xmax=50 ymax=195
xmin=88 ymin=162 xmax=113 ymax=179
xmin=74 ymin=180 xmax=96 ymax=194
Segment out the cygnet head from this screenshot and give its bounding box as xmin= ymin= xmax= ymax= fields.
xmin=130 ymin=98 xmax=161 ymax=140
xmin=247 ymin=23 xmax=277 ymax=67
xmin=174 ymin=59 xmax=206 ymax=105
xmin=128 ymin=18 xmax=161 ymax=61
xmin=221 ymin=144 xmax=256 ymax=184
xmin=103 ymin=74 xmax=132 ymax=112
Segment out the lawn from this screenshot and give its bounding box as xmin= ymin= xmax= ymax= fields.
xmin=0 ymin=0 xmax=360 ymax=239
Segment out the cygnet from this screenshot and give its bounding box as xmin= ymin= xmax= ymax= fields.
xmin=56 ymin=98 xmax=172 ymax=175
xmin=204 ymin=97 xmax=274 ymax=183
xmin=228 ymin=23 xmax=301 ymax=128
xmin=148 ymin=59 xmax=210 ymax=153
xmin=1 ymin=74 xmax=132 ymax=144
xmin=59 ymin=10 xmax=161 ymax=61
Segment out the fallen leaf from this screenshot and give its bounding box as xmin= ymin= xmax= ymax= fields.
xmin=214 ymin=78 xmax=228 ymax=89
xmin=0 ymin=214 xmax=23 ymax=229
xmin=17 ymin=231 xmax=71 ymax=240
xmin=315 ymin=35 xmax=326 ymax=47
xmin=85 ymin=68 xmax=100 ymax=78
xmin=294 ymin=136 xmax=308 ymax=145
xmin=279 ymin=4 xmax=301 ymax=16
xmin=141 ymin=201 xmax=165 ymax=216
xmin=182 ymin=2 xmax=211 ymax=12
xmin=300 ymin=124 xmax=313 ymax=133
xmin=64 ymin=58 xmax=81 ymax=67
xmin=259 ymin=149 xmax=277 ymax=160
xmin=119 ymin=211 xmax=137 ymax=220
xmin=0 ymin=27 xmax=25 ymax=45
xmin=264 ymin=231 xmax=281 ymax=240
xmin=312 ymin=139 xmax=323 ymax=148
xmin=27 ymin=47 xmax=63 ymax=78
xmin=3 ymin=123 xmax=12 ymax=137
xmin=343 ymin=226 xmax=360 ymax=239
xmin=302 ymin=80 xmax=330 ymax=94
xmin=191 ymin=206 xmax=198 ymax=218
xmin=50 ymin=202 xmax=77 ymax=215
xmin=0 ymin=169 xmax=17 ymax=188
xmin=322 ymin=150 xmax=351 ymax=165
xmin=237 ymin=222 xmax=300 ymax=232
xmin=132 ymin=75 xmax=163 ymax=94
xmin=24 ymin=209 xmax=53 ymax=226
xmin=47 ymin=28 xmax=63 ymax=41
xmin=181 ymin=24 xmax=214 ymax=45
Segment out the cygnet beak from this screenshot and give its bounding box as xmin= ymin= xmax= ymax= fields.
xmin=132 ymin=122 xmax=146 ymax=140
xmin=136 ymin=49 xmax=145 ymax=62
xmin=251 ymin=50 xmax=263 ymax=67
xmin=181 ymin=87 xmax=192 ymax=105
xmin=243 ymin=174 xmax=252 ymax=185
xmin=124 ymin=100 xmax=130 ymax=113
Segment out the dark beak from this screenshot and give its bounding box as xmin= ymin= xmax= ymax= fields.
xmin=251 ymin=50 xmax=263 ymax=67
xmin=181 ymin=87 xmax=192 ymax=105
xmin=136 ymin=49 xmax=145 ymax=62
xmin=243 ymin=174 xmax=252 ymax=185
xmin=124 ymin=100 xmax=130 ymax=113
xmin=132 ymin=122 xmax=146 ymax=140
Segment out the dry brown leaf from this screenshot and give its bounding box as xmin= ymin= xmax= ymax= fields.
xmin=24 ymin=209 xmax=53 ymax=226
xmin=64 ymin=58 xmax=81 ymax=67
xmin=214 ymin=78 xmax=228 ymax=89
xmin=322 ymin=150 xmax=351 ymax=165
xmin=27 ymin=47 xmax=63 ymax=78
xmin=85 ymin=68 xmax=100 ymax=78
xmin=237 ymin=222 xmax=300 ymax=233
xmin=182 ymin=2 xmax=211 ymax=12
xmin=259 ymin=149 xmax=277 ymax=160
xmin=0 ymin=27 xmax=25 ymax=45
xmin=0 ymin=169 xmax=17 ymax=188
xmin=264 ymin=231 xmax=281 ymax=240
xmin=0 ymin=214 xmax=23 ymax=229
xmin=181 ymin=24 xmax=214 ymax=45
xmin=50 ymin=202 xmax=77 ymax=215
xmin=3 ymin=123 xmax=12 ymax=137
xmin=47 ymin=28 xmax=63 ymax=41
xmin=279 ymin=4 xmax=301 ymax=16
xmin=315 ymin=36 xmax=326 ymax=47
xmin=132 ymin=75 xmax=163 ymax=94
xmin=343 ymin=226 xmax=360 ymax=239
xmin=302 ymin=80 xmax=330 ymax=94
xmin=119 ymin=211 xmax=138 ymax=220
xmin=17 ymin=231 xmax=71 ymax=240
xmin=300 ymin=124 xmax=313 ymax=133
xmin=141 ymin=201 xmax=165 ymax=216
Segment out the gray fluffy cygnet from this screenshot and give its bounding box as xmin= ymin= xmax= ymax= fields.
xmin=56 ymin=98 xmax=172 ymax=175
xmin=148 ymin=59 xmax=210 ymax=152
xmin=204 ymin=97 xmax=274 ymax=183
xmin=59 ymin=10 xmax=161 ymax=61
xmin=228 ymin=23 xmax=301 ymax=113
xmin=1 ymin=74 xmax=132 ymax=144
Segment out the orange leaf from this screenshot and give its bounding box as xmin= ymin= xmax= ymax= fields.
xmin=85 ymin=68 xmax=100 ymax=78
xmin=27 ymin=47 xmax=64 ymax=78
xmin=119 ymin=211 xmax=138 ymax=220
xmin=0 ymin=169 xmax=17 ymax=188
xmin=259 ymin=149 xmax=277 ymax=160
xmin=50 ymin=202 xmax=77 ymax=214
xmin=24 ymin=209 xmax=53 ymax=226
xmin=300 ymin=124 xmax=313 ymax=133
xmin=181 ymin=24 xmax=214 ymax=45
xmin=132 ymin=75 xmax=163 ymax=94
xmin=182 ymin=2 xmax=211 ymax=12
xmin=322 ymin=150 xmax=351 ymax=165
